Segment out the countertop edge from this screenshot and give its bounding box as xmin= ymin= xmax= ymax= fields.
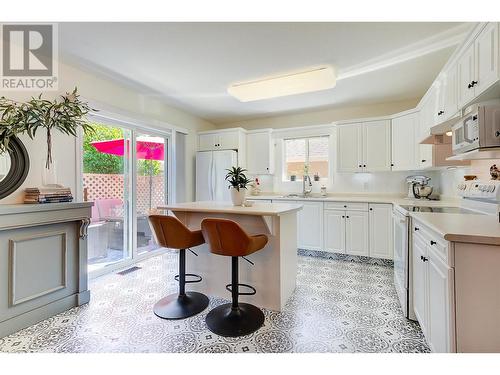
xmin=0 ymin=202 xmax=93 ymax=215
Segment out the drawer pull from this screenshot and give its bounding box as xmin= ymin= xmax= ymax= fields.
xmin=414 ymin=227 xmax=419 ymax=231
xmin=422 ymin=256 xmax=428 ymax=262
xmin=430 ymin=240 xmax=437 ymax=245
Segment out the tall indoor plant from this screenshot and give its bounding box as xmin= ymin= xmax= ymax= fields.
xmin=0 ymin=88 xmax=94 ymax=171
xmin=225 ymin=166 xmax=252 ymax=206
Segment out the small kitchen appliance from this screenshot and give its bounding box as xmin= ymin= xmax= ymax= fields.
xmin=451 ymin=101 xmax=500 ymax=155
xmin=406 ymin=175 xmax=433 ymax=199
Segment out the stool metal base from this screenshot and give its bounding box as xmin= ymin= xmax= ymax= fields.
xmin=205 ymin=303 xmax=265 ymax=337
xmin=153 ymin=292 xmax=209 ymax=320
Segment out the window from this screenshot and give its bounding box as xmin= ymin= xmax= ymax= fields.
xmin=283 ymin=136 xmax=329 ymax=181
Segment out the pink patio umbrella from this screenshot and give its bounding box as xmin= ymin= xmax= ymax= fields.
xmin=90 ymin=137 xmax=165 ymax=209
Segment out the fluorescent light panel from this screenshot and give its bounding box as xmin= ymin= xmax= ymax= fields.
xmin=228 ymin=66 xmax=336 ymax=102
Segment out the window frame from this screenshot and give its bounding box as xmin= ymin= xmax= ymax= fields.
xmin=282 ymin=135 xmax=330 ymax=182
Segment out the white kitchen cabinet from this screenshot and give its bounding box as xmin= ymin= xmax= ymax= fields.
xmin=428 ymin=253 xmax=454 ymax=353
xmin=391 ymin=112 xmax=417 ymax=171
xmin=323 ymin=209 xmax=345 ymax=253
xmin=337 ymin=124 xmax=363 ymax=172
xmin=337 ymin=121 xmax=391 ymax=173
xmin=297 ymin=201 xmax=323 ymax=251
xmin=246 ymin=130 xmax=274 ymax=174
xmin=457 ymin=43 xmax=476 ymax=108
xmin=198 ymin=129 xmax=245 ymax=151
xmin=324 ymin=207 xmax=369 ymax=256
xmin=363 ymin=120 xmax=392 ymax=172
xmin=345 ymin=210 xmax=369 ymax=256
xmin=442 ymin=66 xmax=458 ymax=121
xmin=198 ymin=133 xmax=218 ymax=151
xmin=412 ymin=219 xmax=455 ymax=352
xmin=368 ymin=204 xmax=393 ymax=259
xmin=474 ymin=22 xmax=499 ymax=97
xmin=412 ymin=232 xmax=429 ymax=337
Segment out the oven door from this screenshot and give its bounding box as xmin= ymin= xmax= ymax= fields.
xmin=392 ymin=208 xmax=409 ymax=318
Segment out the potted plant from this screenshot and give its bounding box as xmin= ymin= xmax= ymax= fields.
xmin=225 ymin=166 xmax=252 ymax=206
xmin=0 ymin=88 xmax=94 ymax=173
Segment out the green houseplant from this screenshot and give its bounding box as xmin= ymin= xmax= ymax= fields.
xmin=0 ymin=88 xmax=93 ymax=170
xmin=225 ymin=166 xmax=252 ymax=206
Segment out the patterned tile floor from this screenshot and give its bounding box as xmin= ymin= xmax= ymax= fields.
xmin=0 ymin=252 xmax=430 ymax=353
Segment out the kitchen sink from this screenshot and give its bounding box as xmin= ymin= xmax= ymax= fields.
xmin=278 ymin=193 xmax=313 ymax=198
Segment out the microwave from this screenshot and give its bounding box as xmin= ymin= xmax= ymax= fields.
xmin=451 ymin=103 xmax=500 ymax=155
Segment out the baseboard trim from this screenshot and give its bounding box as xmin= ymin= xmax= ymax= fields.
xmin=298 ymin=248 xmax=394 ymax=267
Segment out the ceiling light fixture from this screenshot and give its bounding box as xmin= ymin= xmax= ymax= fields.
xmin=227 ymin=66 xmax=336 ymax=102
xmin=445 ymin=131 xmax=453 ymax=136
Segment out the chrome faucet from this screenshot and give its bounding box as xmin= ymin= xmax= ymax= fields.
xmin=302 ymin=174 xmax=313 ymax=197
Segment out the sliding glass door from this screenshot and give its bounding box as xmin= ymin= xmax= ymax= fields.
xmin=134 ymin=132 xmax=168 ymax=255
xmin=82 ymin=119 xmax=170 ymax=276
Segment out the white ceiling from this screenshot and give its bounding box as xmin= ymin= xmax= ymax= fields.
xmin=58 ymin=22 xmax=473 ymax=124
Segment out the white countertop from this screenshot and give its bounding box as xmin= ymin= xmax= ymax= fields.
xmin=410 ymin=212 xmax=500 ymax=245
xmin=158 ymin=201 xmax=303 ymax=216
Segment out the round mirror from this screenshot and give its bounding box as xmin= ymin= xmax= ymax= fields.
xmin=0 ymin=136 xmax=30 ymax=200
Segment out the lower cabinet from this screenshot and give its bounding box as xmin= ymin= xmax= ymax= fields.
xmin=297 ymin=201 xmax=323 ymax=251
xmin=412 ymin=220 xmax=455 ymax=352
xmin=324 ymin=207 xmax=369 ymax=256
xmin=369 ymin=203 xmax=393 ymax=259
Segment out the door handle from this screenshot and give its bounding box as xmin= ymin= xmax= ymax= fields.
xmin=430 ymin=240 xmax=437 ymax=245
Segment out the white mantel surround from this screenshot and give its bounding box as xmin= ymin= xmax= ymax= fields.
xmin=156 ymin=201 xmax=302 ymax=311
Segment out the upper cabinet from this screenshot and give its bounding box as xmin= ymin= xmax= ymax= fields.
xmin=474 ymin=22 xmax=499 ymax=97
xmin=457 ymin=23 xmax=499 ymax=109
xmin=337 ymin=120 xmax=391 ymax=173
xmin=391 ymin=112 xmax=417 ymax=171
xmin=198 ymin=129 xmax=244 ymax=151
xmin=363 ymin=120 xmax=392 ymax=172
xmin=457 ymin=43 xmax=477 ymax=109
xmin=198 ymin=128 xmax=247 ymax=167
xmin=337 ymin=123 xmax=363 ymax=173
xmin=246 ymin=129 xmax=274 ymax=175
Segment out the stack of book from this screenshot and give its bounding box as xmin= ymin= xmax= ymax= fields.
xmin=24 ymin=187 xmax=73 ymax=204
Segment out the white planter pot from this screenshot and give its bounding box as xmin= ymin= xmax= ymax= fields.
xmin=230 ymin=187 xmax=246 ymax=206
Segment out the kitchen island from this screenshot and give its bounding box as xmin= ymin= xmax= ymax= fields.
xmin=156 ymin=201 xmax=303 ymax=311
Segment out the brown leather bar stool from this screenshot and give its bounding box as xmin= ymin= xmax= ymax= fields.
xmin=201 ymin=218 xmax=268 ymax=337
xmin=148 ymin=215 xmax=209 ymax=319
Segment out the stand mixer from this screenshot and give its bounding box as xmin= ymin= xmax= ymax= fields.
xmin=406 ymin=175 xmax=433 ymax=200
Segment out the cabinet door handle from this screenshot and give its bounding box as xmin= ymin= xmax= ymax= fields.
xmin=344 ymin=205 xmax=347 ymax=208
xmin=358 ymin=164 xmax=362 ymax=168
xmin=363 ymin=164 xmax=366 ymax=168
xmin=369 ymin=208 xmax=373 ymax=211
xmin=495 ymin=131 xmax=500 ymax=138
xmin=342 ymin=215 xmax=345 ymax=218
xmin=346 ymin=216 xmax=350 ymax=219
xmin=437 ymin=110 xmax=444 ymax=116
xmin=430 ymin=240 xmax=437 ymax=245
xmin=421 ymin=159 xmax=426 ymax=163
xmin=468 ymin=82 xmax=473 ymax=89
xmin=471 ymin=80 xmax=478 ymax=87
xmin=391 ymin=163 xmax=394 ymax=167
xmin=414 ymin=227 xmax=419 ymax=231
xmin=422 ymin=256 xmax=428 ymax=262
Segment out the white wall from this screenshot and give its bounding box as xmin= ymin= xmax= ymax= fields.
xmin=0 ymin=60 xmax=216 ymax=204
xmin=215 ymin=99 xmax=418 ymax=130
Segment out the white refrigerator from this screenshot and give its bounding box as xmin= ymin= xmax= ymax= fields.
xmin=196 ymin=150 xmax=238 ymax=201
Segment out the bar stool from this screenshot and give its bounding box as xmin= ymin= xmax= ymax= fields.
xmin=201 ymin=218 xmax=268 ymax=337
xmin=148 ymin=215 xmax=209 ymax=319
